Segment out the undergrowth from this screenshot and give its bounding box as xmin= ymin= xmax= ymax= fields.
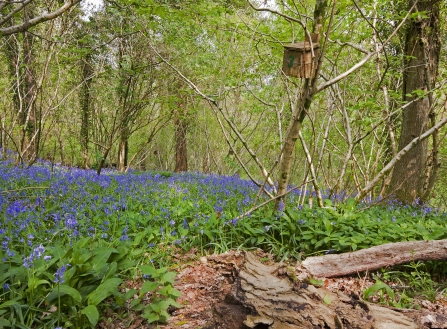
xmin=1 ymin=157 xmax=447 ymax=326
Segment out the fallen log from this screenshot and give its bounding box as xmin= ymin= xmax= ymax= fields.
xmin=301 ymin=239 xmax=447 ymax=278
xmin=224 ymin=251 xmax=420 ymax=329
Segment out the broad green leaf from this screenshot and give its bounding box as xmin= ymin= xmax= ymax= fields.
xmin=27 ymin=278 xmax=50 ymax=291
xmin=160 ymin=272 xmax=176 ymax=284
xmin=0 ymin=317 xmax=11 ymax=327
xmin=140 ymin=281 xmax=159 ymax=295
xmin=140 ymin=265 xmax=157 ymax=276
xmin=87 ymin=278 xmax=123 ymax=306
xmin=323 ymin=293 xmax=331 ymax=305
xmin=123 ymin=288 xmax=137 ymax=300
xmin=47 ymin=285 xmax=82 ymax=303
xmin=81 ymin=305 xmax=99 ymax=327
xmin=143 ymin=310 xmax=160 ymax=323
xmin=363 ymin=280 xmax=394 ymax=300
xmin=92 ymin=248 xmax=116 ymax=273
xmin=0 ymin=298 xmax=21 ymax=308
xmin=102 ymin=261 xmax=118 ymax=281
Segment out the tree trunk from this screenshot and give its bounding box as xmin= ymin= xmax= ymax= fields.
xmin=210 ymin=251 xmax=420 ymax=329
xmin=275 ymin=0 xmax=327 ymax=208
xmin=20 ymin=7 xmax=39 ymax=162
xmin=80 ymin=52 xmax=93 ymax=169
xmin=118 ymin=137 xmax=128 ymax=172
xmin=174 ymin=108 xmax=188 ymax=172
xmin=389 ymin=0 xmax=441 ymax=204
xmin=302 ymin=239 xmax=447 ymax=278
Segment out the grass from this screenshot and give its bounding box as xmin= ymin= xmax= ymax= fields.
xmin=1 ymin=156 xmax=447 ymax=327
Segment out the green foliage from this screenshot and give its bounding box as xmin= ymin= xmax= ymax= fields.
xmin=131 ymin=265 xmax=182 ymax=323
xmin=372 ymin=260 xmax=447 ymax=306
xmin=0 ymin=237 xmax=181 ymax=328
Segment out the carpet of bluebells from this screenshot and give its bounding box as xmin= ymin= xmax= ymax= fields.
xmin=2 ymin=156 xmax=447 ymax=264
xmin=2 ymin=155 xmax=447 ymax=327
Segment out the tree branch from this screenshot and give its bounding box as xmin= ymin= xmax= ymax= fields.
xmin=356 ymin=115 xmax=447 ymax=201
xmin=0 ymin=0 xmax=80 ymax=36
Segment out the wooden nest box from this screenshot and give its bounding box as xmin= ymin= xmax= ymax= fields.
xmin=282 ymin=33 xmax=320 ymax=79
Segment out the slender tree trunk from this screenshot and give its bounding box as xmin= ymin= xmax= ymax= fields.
xmin=118 ymin=135 xmax=128 ymax=171
xmin=80 ymin=53 xmax=93 ymax=169
xmin=276 ymin=0 xmax=328 ymax=208
xmin=174 ymin=108 xmax=188 ymax=172
xmin=389 ymin=0 xmax=441 ymax=204
xmin=21 ymin=14 xmax=38 ymax=162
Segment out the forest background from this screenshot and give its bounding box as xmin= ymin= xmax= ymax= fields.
xmin=1 ymin=0 xmax=447 ymax=207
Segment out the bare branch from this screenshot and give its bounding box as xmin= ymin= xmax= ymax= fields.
xmin=0 ymin=0 xmax=81 ymax=36
xmin=247 ymin=0 xmax=306 ymax=29
xmin=316 ymin=1 xmax=418 ymax=93
xmin=356 ymin=115 xmax=447 ymax=201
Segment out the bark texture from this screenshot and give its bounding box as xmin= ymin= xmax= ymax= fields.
xmin=389 ymin=0 xmax=441 ymax=203
xmin=302 ymin=239 xmax=447 ymax=278
xmin=174 ymin=108 xmax=188 ymax=172
xmin=276 ymin=0 xmax=326 ymax=208
xmin=225 ymin=252 xmax=420 ymax=329
xmin=80 ymin=52 xmax=93 ymax=169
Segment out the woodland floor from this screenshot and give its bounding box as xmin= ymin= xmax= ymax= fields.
xmin=98 ymin=249 xmax=447 ymax=329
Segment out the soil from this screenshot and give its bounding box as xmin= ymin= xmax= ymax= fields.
xmin=98 ymin=249 xmax=447 ymax=329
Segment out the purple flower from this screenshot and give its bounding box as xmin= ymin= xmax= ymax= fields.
xmin=54 ymin=264 xmax=71 ymax=284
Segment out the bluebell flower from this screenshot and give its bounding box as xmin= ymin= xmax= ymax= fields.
xmin=54 ymin=264 xmax=71 ymax=284
xmin=3 ymin=283 xmax=10 ymax=291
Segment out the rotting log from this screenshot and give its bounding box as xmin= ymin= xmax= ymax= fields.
xmin=301 ymin=239 xmax=447 ymax=278
xmin=222 ymin=251 xmax=420 ymax=329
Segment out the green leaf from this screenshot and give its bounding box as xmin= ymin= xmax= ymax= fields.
xmin=92 ymin=248 xmax=116 ymax=273
xmin=140 ymin=265 xmax=157 ymax=277
xmin=124 ymin=288 xmax=138 ymax=300
xmin=0 ymin=317 xmax=11 ymax=327
xmin=87 ymin=278 xmax=123 ymax=306
xmin=142 ymin=310 xmax=160 ymax=323
xmin=309 ymin=278 xmax=324 ymax=287
xmin=81 ymin=305 xmax=99 ymax=327
xmin=47 ymin=285 xmax=82 ymax=303
xmin=27 ymin=278 xmax=50 ymax=291
xmin=0 ymin=297 xmax=21 ymax=308
xmin=160 ymin=272 xmax=176 ymax=284
xmin=323 ymin=293 xmax=332 ymax=305
xmin=102 ymin=261 xmax=118 ymax=281
xmin=140 ymin=281 xmax=159 ymax=295
xmin=363 ymin=280 xmax=395 ymax=300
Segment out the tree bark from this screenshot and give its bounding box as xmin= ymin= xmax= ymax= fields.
xmin=217 ymin=251 xmax=420 ymax=329
xmin=0 ymin=0 xmax=81 ymax=36
xmin=20 ymin=7 xmax=39 ymax=162
xmin=302 ymin=239 xmax=447 ymax=278
xmin=276 ymin=0 xmax=327 ymax=208
xmin=389 ymin=0 xmax=441 ymax=204
xmin=174 ymin=108 xmax=188 ymax=172
xmin=80 ymin=52 xmax=93 ymax=169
